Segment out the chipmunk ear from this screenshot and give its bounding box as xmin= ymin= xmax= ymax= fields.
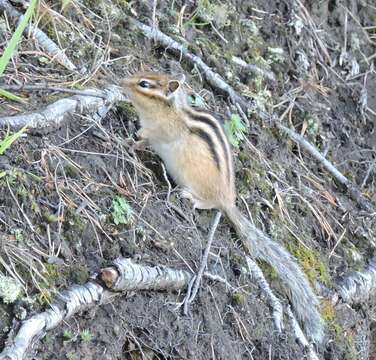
xmin=166 ymin=75 xmax=187 ymax=107
xmin=167 ymin=80 xmax=181 ymax=96
xmin=166 ymin=74 xmax=186 ymax=97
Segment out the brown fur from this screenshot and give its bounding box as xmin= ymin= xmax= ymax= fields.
xmin=121 ymin=72 xmax=235 ymax=210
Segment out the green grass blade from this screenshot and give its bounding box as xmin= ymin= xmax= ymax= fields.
xmin=0 ymin=88 xmax=26 ymax=103
xmin=0 ymin=124 xmax=28 ymax=155
xmin=0 ymin=0 xmax=38 ymax=76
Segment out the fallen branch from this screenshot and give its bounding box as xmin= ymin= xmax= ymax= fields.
xmin=0 ymin=258 xmax=192 ymax=360
xmin=128 ymin=17 xmax=249 ymax=110
xmin=100 ymin=257 xmax=191 ymax=291
xmin=0 ymin=85 xmax=126 ymax=132
xmin=278 ymin=124 xmax=375 ymax=213
xmin=0 ymin=0 xmax=76 ymax=71
xmin=336 ymin=258 xmax=376 ymax=304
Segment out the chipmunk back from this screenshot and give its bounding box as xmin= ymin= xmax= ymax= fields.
xmin=120 ymin=72 xmax=324 ymax=343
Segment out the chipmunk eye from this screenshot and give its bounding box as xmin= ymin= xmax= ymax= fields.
xmin=138 ymin=80 xmax=151 ymax=89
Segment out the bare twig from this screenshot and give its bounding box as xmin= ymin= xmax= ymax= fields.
xmin=184 ymin=211 xmax=222 ymax=314
xmin=0 ymin=84 xmax=107 ymax=98
xmin=6 ymin=179 xmax=35 ymax=232
xmin=361 ymin=159 xmax=376 ymax=189
xmin=278 ymin=124 xmax=375 ymax=213
xmin=231 ymin=56 xmax=277 ymax=84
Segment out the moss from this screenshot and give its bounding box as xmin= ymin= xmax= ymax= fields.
xmin=42 ymin=333 xmax=54 ymax=349
xmin=199 ymin=37 xmax=222 ymax=56
xmin=35 ymin=264 xmax=64 ymax=305
xmin=16 ymin=183 xmax=28 ymax=202
xmin=287 ymin=241 xmax=331 ymax=286
xmin=231 ymin=292 xmax=246 ymax=305
xmin=70 ymin=265 xmax=89 ymax=284
xmin=37 ymin=288 xmax=54 ymax=305
xmin=113 ymin=0 xmax=130 ymax=9
xmin=65 ymin=210 xmax=86 ymax=234
xmin=321 ymin=299 xmax=336 ymax=322
xmin=237 ymin=155 xmax=271 ymax=198
xmin=117 ymin=101 xmax=138 ymax=121
xmin=45 ymin=264 xmax=62 ymax=283
xmin=44 ymin=213 xmax=60 ymax=224
xmin=31 ymin=200 xmax=41 ymax=215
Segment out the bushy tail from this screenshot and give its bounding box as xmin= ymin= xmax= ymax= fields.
xmin=225 ymin=206 xmax=324 ymax=343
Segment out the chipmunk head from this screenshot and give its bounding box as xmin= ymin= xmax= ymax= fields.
xmin=120 ymin=72 xmax=187 ymax=112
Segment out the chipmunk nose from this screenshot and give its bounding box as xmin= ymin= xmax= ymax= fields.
xmin=118 ymin=79 xmax=133 ymax=100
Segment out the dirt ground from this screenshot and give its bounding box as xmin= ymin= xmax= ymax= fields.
xmin=0 ymin=0 xmax=376 ymax=359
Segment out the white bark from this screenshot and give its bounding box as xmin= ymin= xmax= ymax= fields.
xmin=286 ymin=307 xmax=320 ymax=360
xmin=102 ymin=257 xmax=192 ymax=291
xmin=0 ymin=86 xmax=126 ymax=131
xmin=245 ymin=256 xmax=284 ymax=333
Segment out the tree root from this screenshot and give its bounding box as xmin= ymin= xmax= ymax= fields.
xmin=245 ymin=256 xmax=284 ymax=334
xmin=286 ymin=306 xmax=320 ymax=360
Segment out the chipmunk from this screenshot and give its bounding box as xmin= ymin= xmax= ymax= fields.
xmin=120 ymin=72 xmax=324 ymax=343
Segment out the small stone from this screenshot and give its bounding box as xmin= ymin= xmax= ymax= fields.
xmin=113 ymin=324 xmax=120 ymax=336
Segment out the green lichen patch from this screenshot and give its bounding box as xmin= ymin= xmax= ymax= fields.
xmin=0 ymin=274 xmax=22 ymax=304
xmin=287 ymin=241 xmax=331 ymax=287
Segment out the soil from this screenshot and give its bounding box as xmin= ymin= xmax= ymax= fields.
xmin=0 ymin=0 xmax=375 ymax=359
